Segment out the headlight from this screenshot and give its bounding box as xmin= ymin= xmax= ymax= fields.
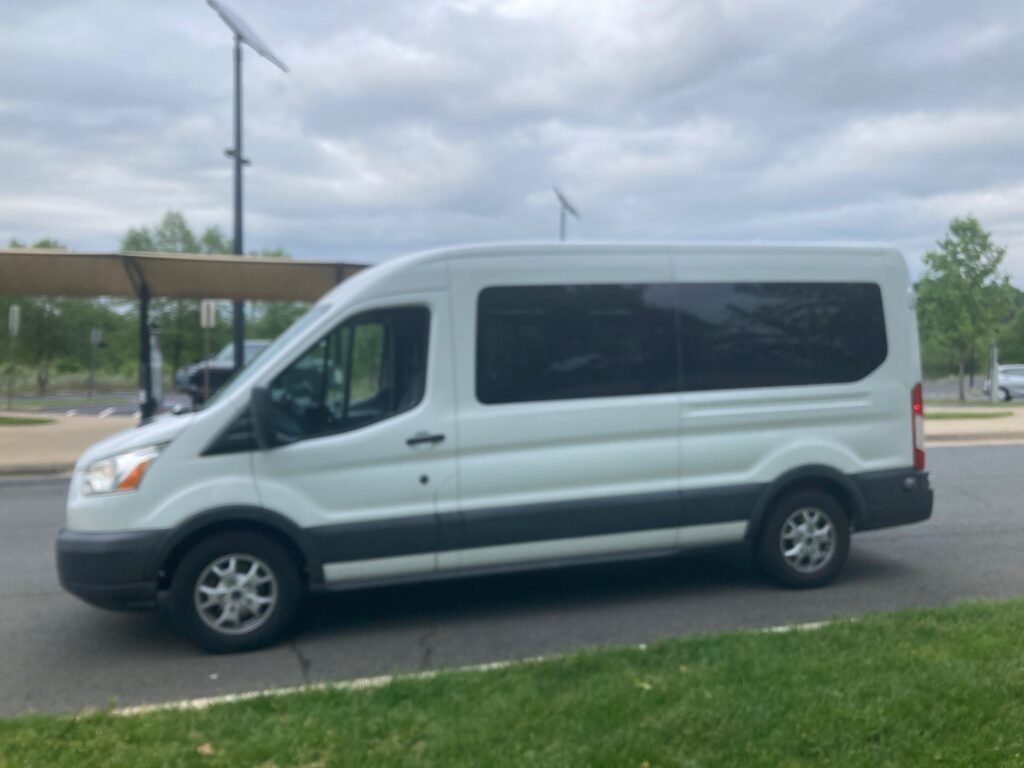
xmin=83 ymin=445 xmax=164 ymax=495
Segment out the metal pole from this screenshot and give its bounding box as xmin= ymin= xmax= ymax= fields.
xmin=559 ymin=206 xmax=566 ymax=242
xmin=6 ymin=332 xmax=13 ymax=412
xmin=987 ymin=346 xmax=995 ymax=405
xmin=231 ymin=33 xmax=246 ymax=372
xmin=88 ymin=338 xmax=96 ymax=400
xmin=203 ymin=327 xmax=211 ymax=403
xmin=139 ymin=284 xmax=155 ymax=422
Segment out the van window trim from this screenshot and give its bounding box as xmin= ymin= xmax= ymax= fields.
xmin=473 ymin=281 xmax=889 ymax=406
xmin=268 ymin=303 xmax=430 ymax=445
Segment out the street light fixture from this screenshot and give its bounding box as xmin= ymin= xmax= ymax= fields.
xmin=207 ymin=0 xmax=288 ymax=371
xmin=553 ymin=187 xmax=580 ymax=242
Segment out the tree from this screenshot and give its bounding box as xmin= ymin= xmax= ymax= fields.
xmin=6 ymin=238 xmax=68 ymax=394
xmin=917 ymin=217 xmax=1013 ymax=400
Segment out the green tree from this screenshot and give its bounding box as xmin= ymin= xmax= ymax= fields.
xmin=917 ymin=217 xmax=1013 ymax=400
xmin=995 ymin=286 xmax=1024 ymax=365
xmin=4 ymin=238 xmax=72 ymax=394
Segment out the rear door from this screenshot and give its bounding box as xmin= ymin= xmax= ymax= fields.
xmin=444 ymin=252 xmax=682 ymax=572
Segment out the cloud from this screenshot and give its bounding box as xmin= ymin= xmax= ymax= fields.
xmin=1 ymin=0 xmax=1023 ymax=279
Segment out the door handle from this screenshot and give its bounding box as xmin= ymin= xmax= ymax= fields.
xmin=406 ymin=431 xmax=445 ymax=447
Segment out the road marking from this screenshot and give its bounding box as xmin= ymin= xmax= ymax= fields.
xmin=98 ymin=407 xmax=116 ymax=418
xmin=112 ymin=620 xmax=833 ymax=718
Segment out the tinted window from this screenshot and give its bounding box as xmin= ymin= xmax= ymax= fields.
xmin=677 ymin=282 xmax=887 ymax=391
xmin=269 ymin=306 xmax=429 ymax=440
xmin=476 ymin=285 xmax=676 ymax=404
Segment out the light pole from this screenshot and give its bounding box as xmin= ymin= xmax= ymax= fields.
xmin=207 ymin=0 xmax=288 ymax=371
xmin=553 ymin=187 xmax=580 ymax=241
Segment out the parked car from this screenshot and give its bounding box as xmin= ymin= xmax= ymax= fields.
xmin=58 ymin=243 xmax=932 ymax=652
xmin=175 ymin=340 xmax=270 ymax=406
xmin=982 ymin=365 xmax=1024 ymax=401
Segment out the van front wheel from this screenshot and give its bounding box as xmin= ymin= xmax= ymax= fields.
xmin=170 ymin=532 xmax=302 ymax=653
xmin=755 ymin=490 xmax=850 ymax=588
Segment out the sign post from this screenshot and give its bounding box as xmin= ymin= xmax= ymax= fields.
xmin=200 ymin=300 xmax=218 ymax=402
xmin=990 ymin=343 xmax=1000 ymax=404
xmin=7 ymin=304 xmax=20 ymax=412
xmin=88 ymin=327 xmax=103 ymax=400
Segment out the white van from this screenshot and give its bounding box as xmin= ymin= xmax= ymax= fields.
xmin=58 ymin=244 xmax=932 ymax=652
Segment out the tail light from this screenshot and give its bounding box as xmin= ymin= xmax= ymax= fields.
xmin=912 ymin=383 xmax=925 ymax=470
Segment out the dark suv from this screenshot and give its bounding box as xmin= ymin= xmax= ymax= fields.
xmin=175 ymin=340 xmax=270 ymax=406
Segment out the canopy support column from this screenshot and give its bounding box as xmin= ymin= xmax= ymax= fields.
xmin=123 ymin=257 xmax=157 ymax=424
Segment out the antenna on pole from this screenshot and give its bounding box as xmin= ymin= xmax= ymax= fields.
xmin=553 ymin=187 xmax=580 ymax=242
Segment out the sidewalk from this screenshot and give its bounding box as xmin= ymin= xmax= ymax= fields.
xmin=0 ymin=412 xmax=135 ymax=475
xmin=924 ymin=405 xmax=1024 ymax=444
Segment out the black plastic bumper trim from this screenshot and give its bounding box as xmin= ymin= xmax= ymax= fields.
xmin=56 ymin=528 xmax=163 ymax=611
xmin=851 ymin=468 xmax=933 ymax=531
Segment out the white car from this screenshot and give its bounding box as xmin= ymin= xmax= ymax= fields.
xmin=58 ymin=243 xmax=933 ymax=652
xmin=982 ymin=365 xmax=1024 ymax=401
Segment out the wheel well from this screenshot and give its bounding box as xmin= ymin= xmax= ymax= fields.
xmin=750 ymin=475 xmax=858 ymax=543
xmin=157 ymin=520 xmax=310 ymax=590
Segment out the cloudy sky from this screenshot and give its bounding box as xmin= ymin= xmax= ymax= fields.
xmin=2 ymin=0 xmax=1023 ymax=277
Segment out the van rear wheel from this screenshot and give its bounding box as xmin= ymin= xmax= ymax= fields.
xmin=170 ymin=532 xmax=302 ymax=653
xmin=755 ymin=489 xmax=850 ymax=588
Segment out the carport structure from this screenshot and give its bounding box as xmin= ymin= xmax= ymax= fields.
xmin=0 ymin=247 xmax=365 ymax=419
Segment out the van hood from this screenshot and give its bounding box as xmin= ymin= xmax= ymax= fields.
xmin=74 ymin=413 xmax=194 ymax=470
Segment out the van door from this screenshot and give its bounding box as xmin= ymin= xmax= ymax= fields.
xmin=444 ymin=253 xmax=681 ymax=572
xmin=252 ymin=292 xmax=457 ymax=584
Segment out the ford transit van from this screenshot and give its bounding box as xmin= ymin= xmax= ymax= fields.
xmin=57 ymin=244 xmax=933 ymax=652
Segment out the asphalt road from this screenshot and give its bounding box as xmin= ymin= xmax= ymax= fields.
xmin=1 ymin=445 xmax=1022 ymax=717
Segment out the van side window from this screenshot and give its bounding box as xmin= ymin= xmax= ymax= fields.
xmin=476 ymin=285 xmax=676 ymax=404
xmin=270 ymin=306 xmax=429 ymax=441
xmin=677 ymin=282 xmax=887 ymax=391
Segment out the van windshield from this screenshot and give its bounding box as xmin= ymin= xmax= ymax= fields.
xmin=202 ymin=305 xmax=330 ymax=409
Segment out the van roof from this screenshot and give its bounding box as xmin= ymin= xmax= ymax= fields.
xmin=321 ymin=241 xmax=906 ymax=306
xmin=399 ymin=241 xmax=899 ymax=262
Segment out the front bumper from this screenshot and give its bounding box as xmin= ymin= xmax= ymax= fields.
xmin=56 ymin=528 xmax=164 ymax=611
xmin=854 ymin=469 xmax=933 ymax=532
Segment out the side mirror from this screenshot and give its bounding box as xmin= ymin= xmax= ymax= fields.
xmin=250 ymin=386 xmax=277 ymax=449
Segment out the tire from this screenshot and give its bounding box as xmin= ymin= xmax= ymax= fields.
xmin=755 ymin=489 xmax=850 ymax=589
xmin=170 ymin=531 xmax=302 ymax=653
xmin=999 ymin=387 xmax=1011 ymax=402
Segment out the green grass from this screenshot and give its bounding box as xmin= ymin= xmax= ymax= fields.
xmin=4 ymin=398 xmax=132 ymax=411
xmin=925 ymin=399 xmax=1023 ymax=408
xmin=925 ymin=410 xmax=1013 ymax=420
xmin=0 ymin=415 xmax=54 ymax=426
xmin=2 ymin=600 xmax=1024 ymax=767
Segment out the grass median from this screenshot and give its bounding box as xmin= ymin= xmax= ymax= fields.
xmin=2 ymin=599 xmax=1023 ymax=767
xmin=0 ymin=415 xmax=54 ymax=426
xmin=925 ymin=410 xmax=1013 ymax=420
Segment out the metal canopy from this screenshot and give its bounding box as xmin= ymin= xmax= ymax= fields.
xmin=0 ymin=248 xmax=364 ymax=301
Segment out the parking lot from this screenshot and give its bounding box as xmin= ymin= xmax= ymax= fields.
xmin=1 ymin=443 xmax=1022 ymax=717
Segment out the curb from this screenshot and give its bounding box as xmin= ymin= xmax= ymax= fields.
xmin=926 ymin=432 xmax=1024 ymax=443
xmin=112 ymin=620 xmax=832 ymax=717
xmin=0 ymin=464 xmax=74 ymax=477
